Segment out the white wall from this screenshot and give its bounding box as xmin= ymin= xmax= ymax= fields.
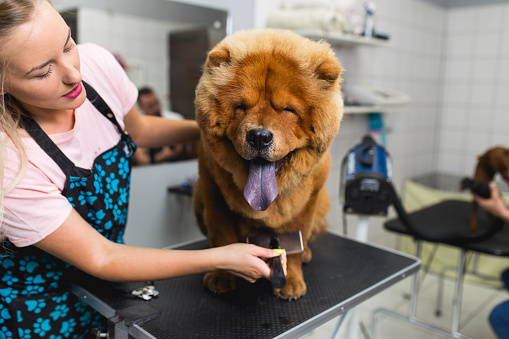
xmin=438 ymin=3 xmax=509 ymax=175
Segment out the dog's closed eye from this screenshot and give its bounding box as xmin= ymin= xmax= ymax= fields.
xmin=283 ymin=107 xmax=298 ymax=116
xmin=235 ymin=103 xmax=247 ymax=112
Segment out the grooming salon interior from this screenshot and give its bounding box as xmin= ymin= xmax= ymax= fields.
xmin=52 ymin=0 xmax=509 ymax=338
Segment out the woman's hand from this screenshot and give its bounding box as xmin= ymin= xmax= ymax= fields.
xmin=211 ymin=243 xmax=287 ymax=283
xmin=474 ymin=182 xmax=509 ymax=223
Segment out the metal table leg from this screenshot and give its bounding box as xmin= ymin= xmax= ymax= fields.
xmin=371 ymin=240 xmax=474 ymax=339
xmin=452 ymin=249 xmax=467 ymax=335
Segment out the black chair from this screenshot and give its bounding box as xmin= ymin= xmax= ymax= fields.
xmin=373 ymin=195 xmax=508 ymax=339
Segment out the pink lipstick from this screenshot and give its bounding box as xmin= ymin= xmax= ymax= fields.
xmin=62 ymin=82 xmax=82 ymax=99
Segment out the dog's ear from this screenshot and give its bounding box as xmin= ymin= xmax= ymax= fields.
xmin=315 ymin=60 xmax=341 ymax=86
xmin=207 ymin=49 xmax=230 ymax=67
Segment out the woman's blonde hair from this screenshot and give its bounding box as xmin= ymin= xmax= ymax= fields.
xmin=0 ymin=0 xmax=47 ymax=231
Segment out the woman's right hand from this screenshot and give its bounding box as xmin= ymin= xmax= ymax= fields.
xmin=212 ymin=243 xmax=287 ymax=283
xmin=474 ymin=182 xmax=509 ymax=223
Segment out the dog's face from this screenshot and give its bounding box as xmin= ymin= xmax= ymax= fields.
xmin=195 ymin=29 xmax=343 ymax=210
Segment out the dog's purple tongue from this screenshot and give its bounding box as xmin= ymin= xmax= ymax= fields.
xmin=244 ymin=160 xmax=278 ymax=211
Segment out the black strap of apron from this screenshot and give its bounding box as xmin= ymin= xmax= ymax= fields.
xmin=82 ymin=81 xmax=125 ymax=136
xmin=21 ymin=81 xmax=126 ymax=174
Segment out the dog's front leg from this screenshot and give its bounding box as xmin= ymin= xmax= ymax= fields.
xmin=198 ymin=175 xmax=242 ymax=294
xmin=275 ymin=187 xmax=328 ymax=301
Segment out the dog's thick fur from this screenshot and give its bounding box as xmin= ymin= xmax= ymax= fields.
xmin=193 ymin=29 xmax=343 ymax=300
xmin=464 ymin=146 xmax=509 ymax=232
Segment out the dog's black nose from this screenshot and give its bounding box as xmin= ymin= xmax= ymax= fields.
xmin=247 ymin=128 xmax=273 ymax=150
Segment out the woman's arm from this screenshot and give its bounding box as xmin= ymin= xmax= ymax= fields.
xmin=35 ymin=209 xmax=284 ymax=283
xmin=474 ymin=182 xmax=509 ymax=224
xmin=123 ymin=105 xmax=200 ymax=148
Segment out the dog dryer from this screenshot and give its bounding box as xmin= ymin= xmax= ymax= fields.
xmin=341 ymin=135 xmax=393 ymax=216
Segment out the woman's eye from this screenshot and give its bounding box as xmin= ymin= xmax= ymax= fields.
xmin=35 ymin=67 xmax=53 ymax=80
xmin=64 ymin=42 xmax=75 ymax=53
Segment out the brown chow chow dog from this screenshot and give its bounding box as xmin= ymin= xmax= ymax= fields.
xmin=193 ymin=29 xmax=343 ymax=300
xmin=463 ymin=146 xmax=509 ymax=232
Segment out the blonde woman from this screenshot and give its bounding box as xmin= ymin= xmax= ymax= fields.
xmin=0 ymin=0 xmax=285 ymax=336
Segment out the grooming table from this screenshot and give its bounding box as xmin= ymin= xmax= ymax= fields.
xmin=71 ymin=232 xmax=419 ymax=338
xmin=378 ymin=200 xmax=509 ymax=339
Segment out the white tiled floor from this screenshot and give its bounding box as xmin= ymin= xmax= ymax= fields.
xmin=301 ymin=257 xmax=508 ymax=339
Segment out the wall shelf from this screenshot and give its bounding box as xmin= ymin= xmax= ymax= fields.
xmin=344 ymin=104 xmax=407 ymax=114
xmin=294 ymin=30 xmax=390 ymax=47
xmin=344 ymin=106 xmax=378 ymax=114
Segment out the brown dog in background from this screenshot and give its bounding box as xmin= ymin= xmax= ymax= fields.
xmin=463 ymin=146 xmax=509 ymax=232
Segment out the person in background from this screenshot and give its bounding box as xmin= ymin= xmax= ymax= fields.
xmin=137 ymin=87 xmax=183 ymax=120
xmin=0 ymin=0 xmax=286 ymax=337
xmin=475 ymin=182 xmax=509 ymax=339
xmin=135 ymin=86 xmax=196 ymax=165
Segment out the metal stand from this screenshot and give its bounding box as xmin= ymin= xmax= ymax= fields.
xmin=435 ymin=252 xmax=499 ymax=316
xmin=330 ymin=216 xmax=370 ymax=339
xmin=371 ymin=241 xmax=473 ymax=339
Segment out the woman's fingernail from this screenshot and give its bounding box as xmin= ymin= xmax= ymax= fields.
xmin=273 ymin=249 xmax=286 ymax=255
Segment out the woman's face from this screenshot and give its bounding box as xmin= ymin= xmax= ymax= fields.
xmin=1 ymin=1 xmax=85 ymax=115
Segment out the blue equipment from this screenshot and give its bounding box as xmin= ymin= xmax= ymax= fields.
xmin=341 ymin=135 xmax=393 ymax=216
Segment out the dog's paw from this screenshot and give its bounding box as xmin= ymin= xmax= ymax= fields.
xmin=203 ymin=271 xmax=236 ymax=294
xmin=301 ymin=247 xmax=312 ymax=263
xmin=273 ymin=276 xmax=307 ymax=301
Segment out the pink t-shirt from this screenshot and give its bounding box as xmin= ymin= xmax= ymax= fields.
xmin=3 ymin=43 xmax=138 ymax=247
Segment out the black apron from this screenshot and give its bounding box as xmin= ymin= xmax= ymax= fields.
xmin=0 ymin=81 xmax=136 ymax=338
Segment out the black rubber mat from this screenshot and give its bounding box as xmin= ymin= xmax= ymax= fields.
xmin=76 ymin=232 xmax=418 ymax=338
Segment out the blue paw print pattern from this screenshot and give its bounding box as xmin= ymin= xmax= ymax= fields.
xmin=49 ymin=304 xmax=69 ymax=321
xmin=17 ymin=328 xmax=30 ymax=338
xmin=25 ymin=299 xmax=46 ymax=314
xmin=0 ymin=291 xmax=105 ymax=338
xmin=0 ymin=326 xmax=13 ymax=339
xmin=0 ymin=305 xmax=10 ymax=325
xmin=102 ymin=148 xmax=118 ymax=166
xmin=0 ymin=288 xmax=18 ymax=304
xmin=1 ymin=131 xmax=135 ymax=336
xmin=19 ymin=256 xmax=39 ymax=274
xmin=33 ymin=318 xmax=51 ymax=336
xmin=68 ymin=177 xmax=87 ymax=190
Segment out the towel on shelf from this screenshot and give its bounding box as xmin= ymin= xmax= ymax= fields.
xmin=267 ymin=8 xmax=346 ymax=33
xmin=334 ymin=0 xmax=364 ymax=35
xmin=282 ymin=0 xmax=334 ymax=9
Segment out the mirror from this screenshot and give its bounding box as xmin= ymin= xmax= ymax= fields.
xmin=54 ymin=0 xmax=228 ymax=165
